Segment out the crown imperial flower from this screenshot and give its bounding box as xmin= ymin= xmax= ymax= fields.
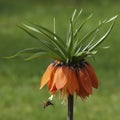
xmin=9 ymin=9 xmax=117 ymax=101
xmin=40 ymin=60 xmax=98 ymax=99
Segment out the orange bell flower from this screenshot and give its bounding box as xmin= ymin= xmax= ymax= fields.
xmin=40 ymin=61 xmax=98 ymax=99
xmin=10 ymin=9 xmax=117 ymax=101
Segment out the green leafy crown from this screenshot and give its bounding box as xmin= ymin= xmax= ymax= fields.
xmin=8 ymin=9 xmax=118 ymax=65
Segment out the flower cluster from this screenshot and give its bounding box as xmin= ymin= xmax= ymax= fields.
xmin=40 ymin=60 xmax=98 ymax=99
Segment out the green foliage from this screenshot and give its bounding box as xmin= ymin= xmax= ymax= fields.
xmin=9 ymin=10 xmax=117 ymax=65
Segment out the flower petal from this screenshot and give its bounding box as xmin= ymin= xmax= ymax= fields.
xmin=40 ymin=63 xmax=54 ymax=89
xmin=66 ymin=68 xmax=79 ymax=95
xmin=76 ymin=70 xmax=89 ymax=98
xmin=55 ymin=66 xmax=68 ymax=90
xmin=78 ymin=68 xmax=92 ymax=94
xmin=84 ymin=63 xmax=98 ymax=88
xmin=47 ymin=66 xmax=57 ymax=91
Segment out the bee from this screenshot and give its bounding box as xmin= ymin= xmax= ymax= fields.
xmin=42 ymin=100 xmax=54 ymax=109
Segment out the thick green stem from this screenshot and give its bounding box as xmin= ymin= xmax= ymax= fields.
xmin=67 ymin=95 xmax=74 ymax=120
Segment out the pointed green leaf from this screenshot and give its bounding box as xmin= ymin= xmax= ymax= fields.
xmin=5 ymin=48 xmax=46 ymax=59
xmin=30 ymin=23 xmax=65 ymax=45
xmin=77 ymin=21 xmax=104 ymax=46
xmin=88 ymin=18 xmax=117 ymax=51
xmin=23 ymin=24 xmax=67 ymax=59
xmin=24 ymin=52 xmax=48 ymax=60
xmin=24 ymin=51 xmax=63 ymax=61
xmin=71 ymin=9 xmax=77 ymax=21
xmin=82 ymin=29 xmax=99 ymax=52
xmin=73 ymin=14 xmax=93 ymax=40
xmin=106 ymin=15 xmax=118 ymax=23
xmin=73 ymin=9 xmax=83 ymax=25
xmin=18 ymin=25 xmax=66 ymax=61
xmin=102 ymin=46 xmax=110 ymax=49
xmin=53 ymin=17 xmax=57 ymax=40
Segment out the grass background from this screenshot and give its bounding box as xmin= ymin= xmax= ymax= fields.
xmin=0 ymin=0 xmax=120 ymax=120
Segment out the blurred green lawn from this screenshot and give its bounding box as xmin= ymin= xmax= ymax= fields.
xmin=0 ymin=0 xmax=120 ymax=120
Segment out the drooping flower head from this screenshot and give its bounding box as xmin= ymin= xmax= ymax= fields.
xmin=10 ymin=9 xmax=117 ymax=100
xmin=40 ymin=60 xmax=98 ymax=99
